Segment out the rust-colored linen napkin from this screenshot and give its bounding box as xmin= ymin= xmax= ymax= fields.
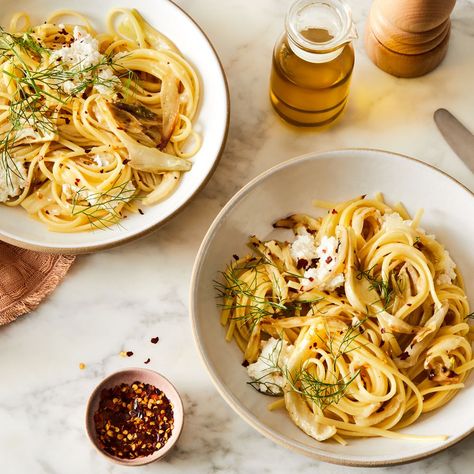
xmin=0 ymin=242 xmax=75 ymax=326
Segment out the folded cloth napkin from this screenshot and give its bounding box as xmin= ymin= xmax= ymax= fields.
xmin=0 ymin=242 xmax=75 ymax=326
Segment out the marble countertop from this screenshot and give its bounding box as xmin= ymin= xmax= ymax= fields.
xmin=1 ymin=0 xmax=473 ymax=473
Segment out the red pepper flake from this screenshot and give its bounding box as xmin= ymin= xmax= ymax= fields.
xmin=232 ymin=254 xmax=239 ymax=261
xmin=144 ymin=358 xmax=151 ymax=364
xmin=308 ymin=277 xmax=314 ymax=282
xmin=331 ymin=209 xmax=337 ymax=214
xmin=126 ymin=351 xmax=134 ymax=357
xmin=325 ymin=256 xmax=333 ymax=264
xmin=150 ymin=337 xmax=159 ymax=344
xmin=242 ymin=360 xmax=249 ymax=367
xmin=123 ymin=158 xmax=130 ymax=165
xmin=399 ymin=351 xmax=409 ymax=361
xmin=381 ymin=328 xmax=385 ymax=334
xmin=138 ymin=209 xmax=144 ymax=215
xmin=74 ymin=178 xmax=80 ymax=185
xmin=65 ymin=117 xmax=70 ymax=125
xmin=94 ymin=382 xmax=174 ymax=460
xmin=296 ymin=258 xmax=308 ymax=270
xmin=361 ymin=194 xmax=367 ymax=199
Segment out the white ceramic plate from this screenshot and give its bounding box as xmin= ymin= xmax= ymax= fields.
xmin=0 ymin=0 xmax=229 ymax=253
xmin=190 ymin=149 xmax=474 ymax=467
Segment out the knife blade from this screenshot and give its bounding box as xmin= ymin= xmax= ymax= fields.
xmin=434 ymin=108 xmax=474 ymax=173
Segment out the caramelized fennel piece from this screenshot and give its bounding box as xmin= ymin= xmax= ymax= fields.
xmin=102 ymin=101 xmax=191 ymax=172
xmin=160 ymin=73 xmax=180 ymax=147
xmin=107 ymin=102 xmax=162 ymax=148
xmin=106 ymin=69 xmax=180 ymax=150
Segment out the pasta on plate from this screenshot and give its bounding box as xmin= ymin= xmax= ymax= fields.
xmin=0 ymin=9 xmax=200 ymax=231
xmin=216 ymin=194 xmax=473 ymax=444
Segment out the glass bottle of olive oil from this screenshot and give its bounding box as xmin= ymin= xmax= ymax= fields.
xmin=270 ymin=0 xmax=357 ymax=126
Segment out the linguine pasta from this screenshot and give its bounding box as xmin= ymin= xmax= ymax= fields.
xmin=0 ymin=9 xmax=200 ymax=231
xmin=217 ymin=195 xmax=473 ymax=443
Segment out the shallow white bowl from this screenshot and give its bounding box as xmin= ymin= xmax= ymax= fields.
xmin=0 ymin=0 xmax=229 ymax=253
xmin=190 ymin=149 xmax=474 ymax=467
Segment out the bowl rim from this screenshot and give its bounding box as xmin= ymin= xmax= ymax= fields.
xmin=85 ymin=367 xmax=184 ymax=466
xmin=189 ymin=147 xmax=474 ymax=467
xmin=0 ymin=0 xmax=230 ymax=255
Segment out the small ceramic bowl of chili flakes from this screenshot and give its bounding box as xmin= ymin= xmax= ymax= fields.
xmin=86 ymin=368 xmax=184 ymax=466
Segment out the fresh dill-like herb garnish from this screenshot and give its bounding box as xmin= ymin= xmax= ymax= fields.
xmin=214 ymin=257 xmax=323 ymax=330
xmin=70 ymin=181 xmax=136 ymax=229
xmin=322 ymin=317 xmax=368 ymax=370
xmin=0 ymin=27 xmax=134 ymax=187
xmin=357 ymin=265 xmax=394 ymax=311
xmin=246 ymin=323 xmax=363 ymax=407
xmin=287 ymin=366 xmax=360 ymax=410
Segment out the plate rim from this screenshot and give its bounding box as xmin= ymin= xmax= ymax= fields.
xmin=0 ymin=0 xmax=230 ymax=255
xmin=189 ymin=147 xmax=474 ymax=467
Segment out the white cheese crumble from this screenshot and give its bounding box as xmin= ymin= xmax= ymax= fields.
xmin=300 ymin=236 xmax=345 ymax=292
xmin=0 ymin=159 xmax=27 ymax=202
xmin=95 ymin=67 xmax=121 ymax=95
xmin=381 ymin=211 xmax=433 ymax=238
xmin=436 ymin=250 xmax=456 ymax=285
xmin=52 ymin=26 xmax=119 ymax=97
xmin=92 ymin=153 xmax=115 ymax=167
xmin=290 ymin=232 xmax=318 ymax=261
xmin=247 ymin=338 xmax=293 ymax=395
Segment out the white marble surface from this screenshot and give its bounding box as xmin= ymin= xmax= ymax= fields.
xmin=1 ymin=0 xmax=473 ymax=473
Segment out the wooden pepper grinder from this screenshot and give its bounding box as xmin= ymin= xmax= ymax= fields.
xmin=365 ymin=0 xmax=456 ymax=77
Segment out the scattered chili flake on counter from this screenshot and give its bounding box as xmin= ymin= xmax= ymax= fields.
xmin=144 ymin=358 xmax=151 ymax=364
xmin=94 ymin=382 xmax=174 ymax=460
xmin=126 ymin=351 xmax=134 ymax=357
xmin=150 ymin=337 xmax=159 ymax=344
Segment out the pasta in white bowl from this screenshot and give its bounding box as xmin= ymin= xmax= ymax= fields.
xmin=191 ymin=149 xmax=474 ymax=466
xmin=0 ymin=0 xmax=228 ymax=252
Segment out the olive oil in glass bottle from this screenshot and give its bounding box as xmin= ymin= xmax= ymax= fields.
xmin=270 ymin=0 xmax=357 ymax=126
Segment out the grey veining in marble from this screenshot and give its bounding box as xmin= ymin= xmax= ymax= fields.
xmin=0 ymin=1 xmax=473 ymax=473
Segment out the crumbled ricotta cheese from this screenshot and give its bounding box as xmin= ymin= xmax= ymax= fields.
xmin=52 ymin=27 xmax=119 ymax=97
xmin=436 ymin=249 xmax=456 ymax=285
xmin=53 ymin=26 xmax=103 ymax=69
xmin=300 ymin=236 xmax=345 ymax=292
xmin=381 ymin=212 xmax=408 ymax=231
xmin=0 ymin=159 xmax=27 ymax=202
xmin=247 ymin=338 xmax=293 ymax=395
xmin=92 ymin=153 xmax=115 ymax=167
xmin=381 ymin=211 xmax=433 ymax=238
xmin=290 ymin=232 xmax=318 ymax=261
xmin=94 ymin=67 xmax=120 ymax=95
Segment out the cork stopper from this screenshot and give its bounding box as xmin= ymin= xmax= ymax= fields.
xmin=365 ymin=0 xmax=456 ymax=78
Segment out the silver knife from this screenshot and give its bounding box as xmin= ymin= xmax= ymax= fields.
xmin=434 ymin=108 xmax=474 ymax=173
